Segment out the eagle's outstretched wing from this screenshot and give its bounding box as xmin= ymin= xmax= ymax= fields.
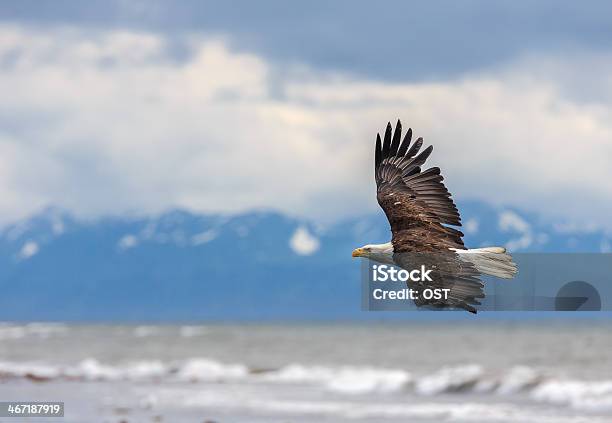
xmin=375 ymin=120 xmax=464 ymax=252
xmin=374 ymin=120 xmax=484 ymax=313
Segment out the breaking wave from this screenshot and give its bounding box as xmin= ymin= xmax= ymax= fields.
xmin=531 ymin=380 xmax=612 ymax=412
xmin=0 ymin=358 xmax=610 ymax=411
xmin=262 ymin=364 xmax=411 ymax=394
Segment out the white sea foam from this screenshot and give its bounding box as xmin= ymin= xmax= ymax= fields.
xmin=1 ymin=356 xmax=612 ymax=415
xmin=495 ymin=365 xmax=543 ymax=395
xmin=123 ymin=361 xmax=168 ymax=380
xmin=175 ymin=358 xmax=248 ymax=382
xmin=531 ymin=379 xmax=612 ymax=412
xmin=64 ymin=359 xmax=167 ymax=381
xmin=416 ymin=364 xmax=484 ymax=395
xmin=264 ymin=364 xmax=411 ymax=394
xmin=0 ymin=361 xmax=62 ymax=380
xmin=67 ymin=359 xmax=123 ymax=380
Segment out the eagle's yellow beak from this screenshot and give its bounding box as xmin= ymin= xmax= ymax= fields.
xmin=352 ymin=248 xmax=364 ymax=258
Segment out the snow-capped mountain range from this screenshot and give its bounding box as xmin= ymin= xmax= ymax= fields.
xmin=0 ymin=200 xmax=610 ymax=320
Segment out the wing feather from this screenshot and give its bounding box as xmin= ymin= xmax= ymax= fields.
xmin=374 ymin=120 xmax=463 ymax=247
xmin=382 ymin=122 xmax=392 ymax=158
xmin=405 ymin=137 xmax=423 ymax=158
xmin=397 ymin=128 xmax=412 ymax=157
xmin=389 ymin=120 xmax=402 ymax=156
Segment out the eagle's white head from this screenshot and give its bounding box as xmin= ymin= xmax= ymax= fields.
xmin=351 ymin=242 xmax=394 ymax=264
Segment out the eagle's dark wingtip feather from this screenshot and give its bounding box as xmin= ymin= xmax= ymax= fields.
xmin=382 ymin=122 xmax=392 ymax=158
xmin=406 ymin=137 xmax=423 ymax=158
xmin=397 ymin=128 xmax=412 ymax=157
xmin=390 ymin=120 xmax=402 ymax=156
xmin=417 ymin=145 xmax=433 ymax=162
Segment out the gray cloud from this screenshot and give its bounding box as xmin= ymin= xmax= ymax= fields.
xmin=1 ymin=26 xmax=612 ymax=230
xmin=2 ymin=1 xmax=612 ymax=81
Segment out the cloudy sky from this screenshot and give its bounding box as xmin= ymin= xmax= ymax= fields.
xmin=1 ymin=1 xmax=612 ymax=229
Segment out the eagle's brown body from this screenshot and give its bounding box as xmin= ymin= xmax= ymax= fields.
xmin=378 ymin=187 xmax=465 ymax=253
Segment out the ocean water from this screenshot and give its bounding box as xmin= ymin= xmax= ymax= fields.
xmin=0 ymin=321 xmax=611 ymax=422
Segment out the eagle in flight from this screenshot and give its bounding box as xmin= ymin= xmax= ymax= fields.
xmin=352 ymin=120 xmax=517 ymax=313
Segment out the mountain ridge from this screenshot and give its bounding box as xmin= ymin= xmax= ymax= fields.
xmin=1 ymin=200 xmax=609 ymax=320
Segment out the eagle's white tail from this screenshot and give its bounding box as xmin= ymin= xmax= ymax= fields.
xmin=452 ymin=247 xmax=517 ymax=279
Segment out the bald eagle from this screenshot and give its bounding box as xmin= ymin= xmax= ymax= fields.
xmin=352 ymin=120 xmax=517 ymax=313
